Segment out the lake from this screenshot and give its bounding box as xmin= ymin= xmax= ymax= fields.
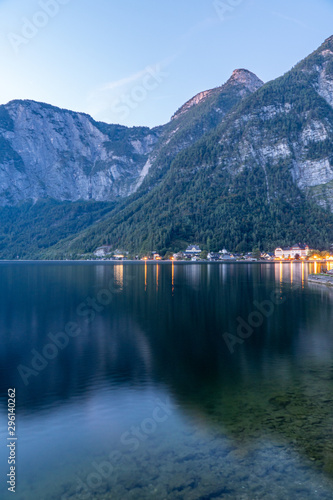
xmin=1 ymin=262 xmax=333 ymax=499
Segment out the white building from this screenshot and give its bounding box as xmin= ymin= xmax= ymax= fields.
xmin=185 ymin=245 xmax=202 ymax=256
xmin=275 ymin=245 xmax=310 ymax=259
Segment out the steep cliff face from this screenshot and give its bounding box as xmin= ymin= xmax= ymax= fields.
xmin=313 ymin=37 xmax=333 ymax=108
xmin=298 ymin=36 xmax=333 ymax=210
xmin=0 ymin=100 xmax=159 ymax=206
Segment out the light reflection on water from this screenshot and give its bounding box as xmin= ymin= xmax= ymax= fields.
xmin=0 ymin=262 xmax=332 ymax=499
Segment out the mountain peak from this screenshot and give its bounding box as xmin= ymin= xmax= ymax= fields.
xmin=171 ymin=70 xmax=263 ymax=121
xmin=315 ymin=35 xmax=333 ymax=58
xmin=322 ymin=35 xmax=333 ymax=47
xmin=227 ymin=69 xmax=264 ymax=91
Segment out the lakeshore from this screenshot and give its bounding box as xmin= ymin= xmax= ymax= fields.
xmin=308 ymin=274 xmax=333 ymax=286
xmin=0 ymin=259 xmax=329 ymax=264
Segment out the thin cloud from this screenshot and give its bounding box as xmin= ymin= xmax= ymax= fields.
xmin=101 ymin=69 xmax=152 ymax=92
xmin=151 ymin=95 xmax=171 ymax=101
xmin=86 ymin=54 xmax=177 ymax=121
xmin=98 ymin=53 xmax=177 ymax=94
xmin=272 ymin=11 xmax=308 ymax=28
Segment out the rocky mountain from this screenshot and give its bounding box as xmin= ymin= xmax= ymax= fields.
xmin=171 ymin=69 xmax=263 ymax=120
xmin=0 ymin=100 xmax=159 ymax=206
xmin=134 ymin=69 xmax=263 ymax=193
xmin=0 ymin=70 xmax=263 ymax=207
xmin=1 ymin=36 xmax=333 ymax=258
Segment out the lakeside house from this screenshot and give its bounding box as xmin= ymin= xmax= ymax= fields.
xmin=262 ymin=252 xmax=275 ymax=260
xmin=185 ymin=245 xmax=202 ymax=257
xmin=207 ymin=252 xmax=220 ymax=261
xmin=219 ymin=249 xmax=236 ymax=260
xmin=173 ymin=252 xmax=185 ymax=260
xmin=220 ymin=253 xmax=236 ymax=261
xmin=275 ymin=244 xmax=310 ymax=259
xmin=113 ymin=252 xmax=126 ymax=260
xmin=207 ymin=251 xmax=236 ymax=261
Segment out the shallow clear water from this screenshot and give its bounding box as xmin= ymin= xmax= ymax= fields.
xmin=0 ymin=262 xmax=333 ymax=499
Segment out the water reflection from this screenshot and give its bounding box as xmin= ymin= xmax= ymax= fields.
xmin=302 ymin=260 xmax=305 ymax=287
xmin=171 ymin=261 xmax=175 ymax=295
xmin=144 ymin=261 xmax=147 ymax=291
xmin=156 ymin=263 xmax=159 ymax=292
xmin=273 ymin=260 xmax=328 ymax=285
xmin=0 ymin=263 xmax=333 ymax=499
xmin=114 ymin=264 xmax=124 ymax=289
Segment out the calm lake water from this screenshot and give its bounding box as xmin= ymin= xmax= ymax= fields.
xmin=1 ymin=262 xmax=333 ymax=499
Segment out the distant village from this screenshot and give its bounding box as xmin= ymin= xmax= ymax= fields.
xmin=91 ymin=244 xmax=333 ymax=262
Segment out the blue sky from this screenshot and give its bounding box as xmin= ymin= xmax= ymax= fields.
xmin=0 ymin=0 xmax=332 ymax=128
